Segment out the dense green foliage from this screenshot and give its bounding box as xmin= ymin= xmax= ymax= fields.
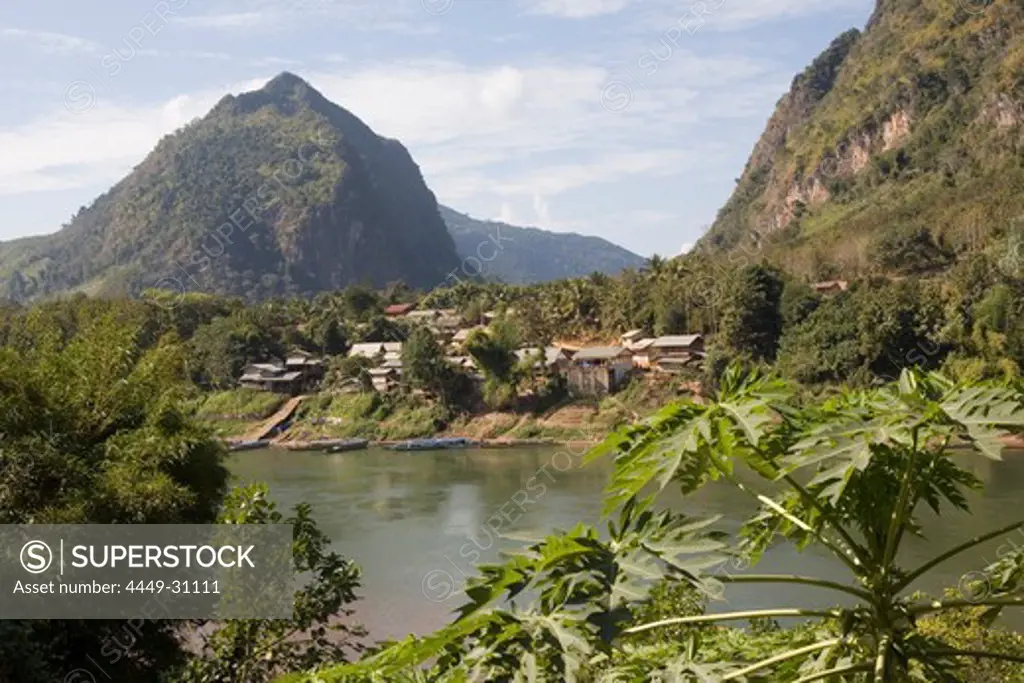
xmin=418 ymin=252 xmax=1024 ymax=390
xmin=717 ymin=264 xmax=785 ymax=362
xmin=402 ymin=327 xmax=475 ymax=412
xmin=290 ymin=366 xmax=1024 ymax=682
xmin=4 ymin=243 xmax=1021 ymax=414
xmin=179 ymin=485 xmax=363 ymax=682
xmin=465 ymin=316 xmax=525 ymax=408
xmin=0 ymin=293 xmax=363 ymax=682
xmin=440 ymin=206 xmax=646 ymax=284
xmin=777 ymin=278 xmax=950 ymax=384
xmin=0 ymin=303 xmax=227 ymax=681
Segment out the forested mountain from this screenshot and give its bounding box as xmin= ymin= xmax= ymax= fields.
xmin=439 ymin=206 xmax=646 ymax=284
xmin=699 ymin=0 xmax=1024 ymax=279
xmin=0 ymin=73 xmax=462 ymax=301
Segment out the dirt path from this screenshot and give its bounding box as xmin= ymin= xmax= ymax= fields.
xmin=240 ymin=395 xmax=306 ymax=442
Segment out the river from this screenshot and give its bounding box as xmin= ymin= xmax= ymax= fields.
xmin=227 ymin=445 xmax=1024 ymax=639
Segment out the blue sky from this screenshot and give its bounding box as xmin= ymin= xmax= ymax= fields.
xmin=0 ymin=0 xmax=874 ymax=257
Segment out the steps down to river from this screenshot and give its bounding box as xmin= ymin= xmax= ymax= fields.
xmin=241 ymin=395 xmax=305 ymax=442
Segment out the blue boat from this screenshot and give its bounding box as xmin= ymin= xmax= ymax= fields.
xmin=386 ymin=437 xmax=477 ymax=451
xmin=284 ymin=438 xmax=369 ymax=452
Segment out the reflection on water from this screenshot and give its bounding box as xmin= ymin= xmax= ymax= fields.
xmin=228 ymin=446 xmax=1024 ymax=639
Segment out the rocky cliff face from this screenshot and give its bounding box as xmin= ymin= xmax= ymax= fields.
xmin=0 ymin=73 xmax=462 ymax=301
xmin=698 ymin=0 xmax=1024 ymax=277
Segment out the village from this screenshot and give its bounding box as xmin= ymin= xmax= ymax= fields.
xmin=232 ymin=279 xmax=853 ymax=402
xmin=234 ymin=302 xmax=707 ymax=400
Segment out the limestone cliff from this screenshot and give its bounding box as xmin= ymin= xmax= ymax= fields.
xmin=698 ymin=0 xmax=1024 ymax=277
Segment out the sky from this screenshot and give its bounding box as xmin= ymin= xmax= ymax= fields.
xmin=0 ymin=0 xmax=875 ymax=258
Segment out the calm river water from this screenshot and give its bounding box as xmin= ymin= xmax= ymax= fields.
xmin=227 ymin=446 xmax=1024 ymax=639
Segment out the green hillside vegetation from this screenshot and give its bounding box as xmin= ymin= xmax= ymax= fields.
xmin=197 ymin=388 xmax=287 ymax=420
xmin=440 ymin=205 xmax=647 ymax=284
xmin=700 ymin=0 xmax=1024 ymax=280
xmin=0 ymin=73 xmax=461 ymax=302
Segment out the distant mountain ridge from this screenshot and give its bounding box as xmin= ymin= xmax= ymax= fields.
xmin=698 ymin=0 xmax=1024 ymax=278
xmin=439 ymin=206 xmax=646 ymax=284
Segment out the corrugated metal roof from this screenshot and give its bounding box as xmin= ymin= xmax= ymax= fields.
xmin=652 ymin=335 xmax=703 ymax=348
xmin=247 ymin=362 xmax=284 ymax=372
xmin=573 ymin=346 xmax=629 ymax=361
xmin=262 ymin=371 xmax=302 ymax=382
xmin=515 ymin=347 xmax=568 ymax=366
xmin=545 ymin=346 xmax=569 ymax=364
xmin=349 ymin=343 xmax=383 ymax=357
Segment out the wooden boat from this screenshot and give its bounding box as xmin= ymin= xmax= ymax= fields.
xmin=325 ymin=438 xmax=370 ymax=453
xmin=386 ymin=437 xmax=477 ymax=452
xmin=226 ymin=439 xmax=271 ymax=452
xmin=281 ymin=438 xmax=371 ymax=452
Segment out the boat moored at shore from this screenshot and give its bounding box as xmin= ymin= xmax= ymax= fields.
xmin=385 ymin=437 xmax=478 ymax=451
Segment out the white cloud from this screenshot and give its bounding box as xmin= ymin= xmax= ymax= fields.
xmin=493 ymin=149 xmax=697 ymax=197
xmin=522 ymin=0 xmax=633 ymax=18
xmin=178 ymin=12 xmax=274 ymax=29
xmin=532 ymin=193 xmax=551 ymax=224
xmin=498 ymin=202 xmax=518 ymax=224
xmin=615 ymin=208 xmax=677 ymax=225
xmin=0 ymin=28 xmax=99 ymax=55
xmin=718 ymin=0 xmax=865 ymax=26
xmin=176 ymin=0 xmax=440 ymax=34
xmin=252 ymin=56 xmax=304 ymax=68
xmin=0 ymin=85 xmax=234 ymax=195
xmin=635 ymin=0 xmax=865 ymax=33
xmin=479 ymin=67 xmax=526 ymax=115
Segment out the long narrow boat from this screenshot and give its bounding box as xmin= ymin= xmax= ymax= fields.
xmin=226 ymin=439 xmax=271 ymax=452
xmin=386 ymin=437 xmax=477 ymax=452
xmin=282 ymin=438 xmax=369 ymax=452
xmin=324 ymin=438 xmax=370 ymax=453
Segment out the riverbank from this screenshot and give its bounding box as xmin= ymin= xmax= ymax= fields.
xmin=201 ymin=375 xmax=692 ymax=446
xmin=201 ymin=383 xmax=1024 ymax=456
xmin=223 ymin=436 xmax=600 ymax=452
